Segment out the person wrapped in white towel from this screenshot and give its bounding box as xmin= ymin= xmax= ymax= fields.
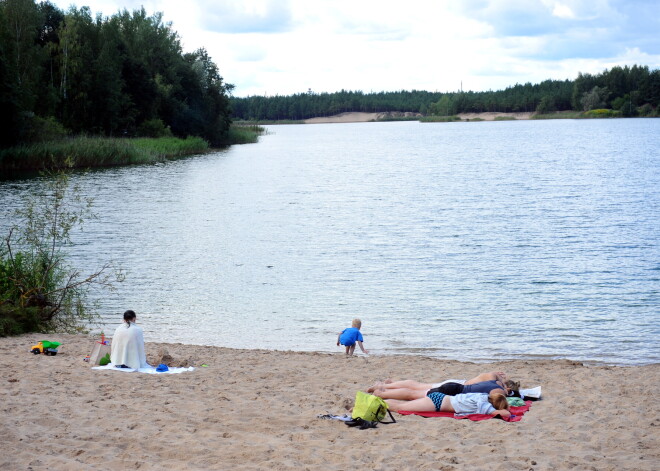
xmin=110 ymin=310 xmax=149 ymax=369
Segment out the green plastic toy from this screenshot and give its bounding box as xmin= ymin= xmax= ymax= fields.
xmin=31 ymin=340 xmax=61 ymax=356
xmin=99 ymin=353 xmax=111 ymax=366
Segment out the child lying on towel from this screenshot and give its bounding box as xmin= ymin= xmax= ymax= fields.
xmin=386 ymin=390 xmax=511 ymax=418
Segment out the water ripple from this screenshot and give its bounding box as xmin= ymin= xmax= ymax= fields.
xmin=0 ymin=119 xmax=658 ymax=365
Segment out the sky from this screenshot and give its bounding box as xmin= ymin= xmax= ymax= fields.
xmin=49 ymin=0 xmax=660 ymax=97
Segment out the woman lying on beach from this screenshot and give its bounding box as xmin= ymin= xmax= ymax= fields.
xmin=367 ymin=371 xmax=520 ymax=401
xmin=110 ymin=310 xmax=149 ymax=370
xmin=385 ymin=389 xmax=511 ymax=418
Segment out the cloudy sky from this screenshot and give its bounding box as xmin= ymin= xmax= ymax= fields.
xmin=49 ymin=0 xmax=660 ymax=97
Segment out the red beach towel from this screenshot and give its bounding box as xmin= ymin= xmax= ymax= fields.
xmin=397 ymin=401 xmax=532 ymax=422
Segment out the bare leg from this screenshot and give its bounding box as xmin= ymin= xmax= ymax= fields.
xmin=366 ymin=381 xmax=384 ymax=393
xmin=464 ymin=372 xmax=498 ymax=385
xmin=385 ymin=396 xmax=439 ymax=412
xmin=378 ymin=380 xmax=433 ymax=391
xmin=373 ymin=386 xmax=427 ymax=401
xmin=464 ymin=371 xmax=507 ymax=385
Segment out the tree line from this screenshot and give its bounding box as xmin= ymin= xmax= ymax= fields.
xmin=0 ymin=0 xmax=233 ymax=149
xmin=231 ymin=65 xmax=660 ymax=121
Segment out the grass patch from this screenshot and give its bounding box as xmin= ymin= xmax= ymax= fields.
xmin=373 ymin=116 xmax=420 ymax=122
xmin=532 ymin=111 xmax=585 ymax=119
xmin=0 ymin=136 xmax=209 ymax=172
xmin=419 ymin=115 xmax=461 ymax=122
xmin=533 ymin=109 xmax=626 ymax=119
xmin=232 ymin=119 xmax=304 ymax=125
xmin=465 ymin=117 xmax=485 ymax=122
xmin=226 ymin=124 xmax=267 ymax=144
xmin=131 ymin=136 xmax=209 ymax=157
xmin=494 ymin=116 xmax=516 ymax=121
xmin=583 ymin=109 xmax=621 ymax=118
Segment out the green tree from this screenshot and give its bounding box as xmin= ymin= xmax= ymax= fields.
xmin=0 ymin=5 xmax=21 ymax=147
xmin=580 ymin=86 xmax=609 ymax=111
xmin=536 ymin=95 xmax=556 ymax=113
xmin=1 ymin=0 xmax=42 ymax=109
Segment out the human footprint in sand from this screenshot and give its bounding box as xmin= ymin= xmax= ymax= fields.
xmin=110 ymin=310 xmax=149 ymax=369
xmin=367 ymin=371 xmax=519 ymax=401
xmin=386 ymin=389 xmax=512 ymax=418
xmin=337 ymin=318 xmax=368 ymax=356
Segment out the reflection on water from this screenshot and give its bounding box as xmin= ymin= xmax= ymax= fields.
xmin=1 ymin=119 xmax=658 ymax=365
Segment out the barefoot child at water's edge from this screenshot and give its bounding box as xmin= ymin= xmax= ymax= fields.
xmin=337 ymin=318 xmax=368 ymax=356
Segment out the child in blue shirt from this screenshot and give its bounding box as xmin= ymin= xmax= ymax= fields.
xmin=337 ymin=318 xmax=368 ymax=356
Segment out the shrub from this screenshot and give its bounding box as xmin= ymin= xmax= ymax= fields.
xmin=583 ymin=109 xmax=620 ymax=118
xmin=19 ymin=115 xmax=69 ymax=143
xmin=532 ymin=111 xmax=584 ymax=120
xmin=536 ymin=96 xmax=556 ymax=114
xmin=137 ymin=119 xmax=173 ymax=138
xmin=638 ymin=104 xmax=655 ymax=117
xmin=0 ymin=172 xmax=122 ymax=335
xmin=419 ymin=115 xmax=461 ymax=122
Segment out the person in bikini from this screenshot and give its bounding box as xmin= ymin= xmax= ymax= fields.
xmin=367 ymin=371 xmax=519 ymax=401
xmin=385 ymin=388 xmax=512 ymax=418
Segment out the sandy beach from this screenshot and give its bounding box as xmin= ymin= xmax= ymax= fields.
xmin=2 ymin=333 xmax=658 ymax=470
xmin=304 ymin=111 xmax=533 ymax=123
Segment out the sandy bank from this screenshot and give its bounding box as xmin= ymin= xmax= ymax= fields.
xmin=2 ymin=333 xmax=658 ymax=470
xmin=458 ymin=111 xmax=534 ymax=120
xmin=304 ymin=111 xmax=421 ymax=123
xmin=304 ymin=111 xmax=533 ymax=123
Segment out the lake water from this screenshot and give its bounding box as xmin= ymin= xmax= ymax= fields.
xmin=1 ymin=119 xmax=658 ymax=365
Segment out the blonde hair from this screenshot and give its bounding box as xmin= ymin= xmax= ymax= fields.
xmin=351 ymin=318 xmax=362 ymax=329
xmin=488 ymin=391 xmax=509 ymax=410
xmin=505 ymin=380 xmax=520 ymax=392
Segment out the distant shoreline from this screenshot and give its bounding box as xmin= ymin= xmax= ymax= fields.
xmin=304 ymin=111 xmax=534 ymax=123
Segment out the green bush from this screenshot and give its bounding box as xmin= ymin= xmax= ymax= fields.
xmin=0 ymin=305 xmax=45 ymax=336
xmin=419 ymin=115 xmax=461 ymax=122
xmin=19 ymin=115 xmax=69 ymax=143
xmin=638 ymin=104 xmax=655 ymax=117
xmin=583 ymin=109 xmax=620 ymax=118
xmin=536 ymin=96 xmax=557 ymax=114
xmin=532 ymin=111 xmax=584 ymax=119
xmin=0 ymin=172 xmax=122 ymax=335
xmin=137 ymin=119 xmax=173 ymax=138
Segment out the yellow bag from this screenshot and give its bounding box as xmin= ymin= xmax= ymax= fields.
xmin=351 ymin=391 xmax=396 ymax=423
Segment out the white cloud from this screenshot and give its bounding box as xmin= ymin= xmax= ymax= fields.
xmin=47 ymin=0 xmax=660 ymax=96
xmin=551 ymin=3 xmax=576 ymax=19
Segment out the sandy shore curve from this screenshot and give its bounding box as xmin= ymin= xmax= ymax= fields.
xmin=303 ymin=111 xmax=533 ymax=123
xmin=2 ymin=333 xmax=658 ymax=470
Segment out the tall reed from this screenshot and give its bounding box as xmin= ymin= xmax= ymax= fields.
xmin=0 ymin=136 xmax=209 ymax=171
xmin=226 ymin=124 xmax=266 ymax=144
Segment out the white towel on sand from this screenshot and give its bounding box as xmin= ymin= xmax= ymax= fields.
xmin=93 ymin=363 xmax=195 ymax=374
xmin=110 ymin=322 xmax=149 ymax=370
